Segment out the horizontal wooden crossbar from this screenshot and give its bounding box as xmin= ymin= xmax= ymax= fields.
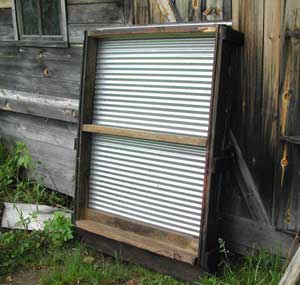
xmin=82 ymin=124 xmax=207 ymax=146
xmin=77 ymin=208 xmax=199 ymax=264
xmin=88 ymin=24 xmax=217 ymax=39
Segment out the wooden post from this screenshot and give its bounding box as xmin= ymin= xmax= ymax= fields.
xmin=279 ymin=246 xmax=300 ymax=285
xmin=133 ymin=0 xmax=150 ymax=24
xmin=174 ymin=0 xmax=189 ymax=22
xmin=232 ymin=0 xmax=240 ymax=30
xmin=125 ymin=0 xmax=134 ymax=24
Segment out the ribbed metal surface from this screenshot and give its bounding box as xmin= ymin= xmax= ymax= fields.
xmin=93 ymin=37 xmax=216 ymax=137
xmin=88 ymin=135 xmax=206 ymax=237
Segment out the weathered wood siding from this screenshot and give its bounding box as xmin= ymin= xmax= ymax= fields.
xmin=0 ymin=0 xmax=232 ymax=197
xmin=277 ymin=0 xmax=300 ymax=232
xmin=0 ymin=0 xmax=126 ymax=196
xmin=0 ymin=8 xmax=14 ymax=40
xmin=221 ymin=0 xmax=300 ymax=254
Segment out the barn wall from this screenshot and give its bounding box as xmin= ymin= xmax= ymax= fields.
xmin=220 ymin=0 xmax=300 ymax=254
xmin=0 ymin=0 xmax=126 ymax=196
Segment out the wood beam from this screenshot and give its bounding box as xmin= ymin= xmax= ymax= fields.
xmin=85 ymin=208 xmax=199 ymax=253
xmin=279 ymin=246 xmax=300 ymax=285
xmin=82 ymin=124 xmax=207 ymax=146
xmin=232 ymin=0 xmax=240 ymax=30
xmin=79 ymin=229 xmax=204 ymax=281
xmin=77 ymin=219 xmax=198 ymax=264
xmin=230 ymin=131 xmax=271 ymax=224
xmin=0 ymin=89 xmax=78 ymax=123
xmin=221 ymin=214 xmax=299 ymax=257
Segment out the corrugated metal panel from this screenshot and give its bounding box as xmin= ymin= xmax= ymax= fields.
xmin=88 ymin=135 xmax=206 ymax=237
xmin=93 ymin=37 xmax=215 ymax=138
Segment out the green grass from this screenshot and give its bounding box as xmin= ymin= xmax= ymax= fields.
xmin=38 ymin=242 xmax=285 ymax=285
xmin=40 ymin=243 xmax=186 ymax=285
xmin=200 ymin=249 xmax=284 ymax=285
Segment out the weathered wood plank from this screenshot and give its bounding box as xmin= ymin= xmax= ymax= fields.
xmin=0 ymin=89 xmax=79 ymax=122
xmin=223 ymin=0 xmax=232 ymax=20
xmin=67 ymin=1 xmax=124 ymax=24
xmin=175 ymin=0 xmax=191 ymax=22
xmin=88 ymin=24 xmax=217 ymax=38
xmin=153 ymin=0 xmax=181 ymax=23
xmin=279 ymin=246 xmax=300 ymax=285
xmin=0 ymin=7 xmax=12 ymax=24
xmin=276 ymin=0 xmax=300 ymax=232
xmin=133 ymin=0 xmax=150 ymax=24
xmin=0 ymin=73 xmax=80 ymax=99
xmin=0 ymin=46 xmax=82 ymax=98
xmin=82 ymin=124 xmax=207 ymax=146
xmin=68 ymin=23 xmax=124 ymax=43
xmin=68 ymin=0 xmax=122 ymax=4
xmin=77 ymin=219 xmax=198 ymax=264
xmin=76 ymin=35 xmax=97 ymax=218
xmin=0 ymin=47 xmax=82 ymax=87
xmin=221 ymin=214 xmax=299 ymax=257
xmin=124 ymin=0 xmax=134 ymax=24
xmin=0 ymin=111 xmax=77 ymax=149
xmin=231 ymin=131 xmax=271 ymax=224
xmin=262 ymin=0 xmax=283 ymax=224
xmin=85 ymin=208 xmax=199 ymax=253
xmin=0 ymin=24 xmax=14 ymax=41
xmin=230 ymin=0 xmax=274 ymax=223
xmin=0 ymin=46 xmax=82 ymax=62
xmin=80 ymin=229 xmax=205 ymax=281
xmin=0 ymin=135 xmax=76 ymax=197
xmin=232 ymin=0 xmax=240 ymax=30
xmin=149 ymin=0 xmax=167 ymax=24
xmin=0 ymin=58 xmax=81 ymax=82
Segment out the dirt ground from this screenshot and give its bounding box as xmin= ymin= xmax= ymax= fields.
xmin=2 ymin=268 xmax=48 ymax=285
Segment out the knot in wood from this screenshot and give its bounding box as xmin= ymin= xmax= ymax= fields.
xmin=43 ymin=68 xmax=49 ymax=77
xmin=281 ymin=158 xmax=288 ymax=167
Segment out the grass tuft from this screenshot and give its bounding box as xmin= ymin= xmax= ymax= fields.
xmin=41 ymin=244 xmax=186 ymax=285
xmin=200 ymin=249 xmax=284 ymax=285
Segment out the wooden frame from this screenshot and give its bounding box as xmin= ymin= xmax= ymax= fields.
xmin=75 ymin=23 xmax=243 ymax=279
xmin=11 ymin=0 xmax=68 ymax=47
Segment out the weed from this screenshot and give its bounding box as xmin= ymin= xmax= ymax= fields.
xmin=200 ymin=240 xmax=284 ymax=285
xmin=0 ymin=230 xmax=45 ymax=276
xmin=0 ymin=214 xmax=73 ymax=278
xmin=44 ymin=212 xmax=74 ymax=247
xmin=41 ymin=244 xmax=187 ymax=285
xmin=0 ymin=141 xmax=72 ymax=208
xmin=42 ymin=247 xmax=101 ymax=285
xmin=0 ymin=141 xmax=74 ymax=279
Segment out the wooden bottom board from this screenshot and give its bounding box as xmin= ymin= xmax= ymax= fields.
xmin=77 ymin=219 xmax=198 ymax=264
xmin=77 ymin=228 xmax=205 ymax=282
